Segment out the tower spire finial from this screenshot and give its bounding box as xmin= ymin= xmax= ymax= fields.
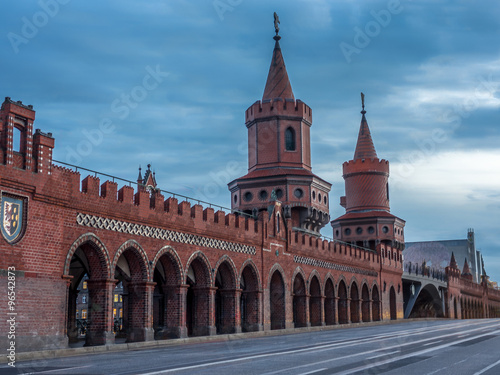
xmin=262 ymin=12 xmax=294 ymax=101
xmin=273 ymin=12 xmax=281 ymax=41
xmin=361 ymin=92 xmax=366 ymax=114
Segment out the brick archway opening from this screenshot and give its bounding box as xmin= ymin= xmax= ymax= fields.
xmin=67 ymin=242 xmax=111 ymax=347
xmin=241 ymin=264 xmax=261 ymax=332
xmin=338 ymin=281 xmax=348 ymax=324
xmin=153 ymin=252 xmax=184 ymax=339
xmin=324 ymin=279 xmax=335 ymax=326
xmin=372 ymin=285 xmax=381 ymax=321
xmin=361 ymin=284 xmax=370 ymax=322
xmin=270 ymin=271 xmax=285 ymax=330
xmin=293 ymin=273 xmax=307 ymax=328
xmin=350 ymin=282 xmax=360 ymax=323
xmin=186 ymin=256 xmax=212 ymax=337
xmin=309 ymin=276 xmax=322 ymax=327
xmin=390 ymin=286 xmax=397 ymax=320
xmin=114 ymin=248 xmax=150 ymax=343
xmin=215 ymin=261 xmax=238 ymax=334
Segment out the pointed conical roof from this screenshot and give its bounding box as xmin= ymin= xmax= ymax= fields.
xmin=137 ymin=166 xmax=143 ymax=182
xmin=262 ymin=36 xmax=294 ymax=101
xmin=353 ymin=106 xmax=378 ymax=160
xmin=462 ymin=258 xmax=472 ymax=275
xmin=450 ymin=252 xmax=458 ymax=268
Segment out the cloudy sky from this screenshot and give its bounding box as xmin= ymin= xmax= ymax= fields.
xmin=2 ymin=1 xmax=499 ymax=282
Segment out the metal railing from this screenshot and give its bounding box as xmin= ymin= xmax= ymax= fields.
xmin=292 ymin=227 xmax=379 ymax=254
xmin=404 ymin=262 xmax=447 ymax=282
xmin=52 ymin=160 xmax=253 ymax=218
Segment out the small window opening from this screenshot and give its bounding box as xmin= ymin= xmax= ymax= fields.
xmin=285 ymin=127 xmax=296 ymax=151
xmin=13 ymin=127 xmax=22 ymax=152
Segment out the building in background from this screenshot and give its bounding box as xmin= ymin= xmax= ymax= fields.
xmin=405 ymin=229 xmax=484 ymax=284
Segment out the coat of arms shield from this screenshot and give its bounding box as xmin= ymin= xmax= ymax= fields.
xmin=1 ymin=195 xmax=26 ymax=244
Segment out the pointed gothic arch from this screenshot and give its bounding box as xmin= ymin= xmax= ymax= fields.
xmin=390 ymin=286 xmax=397 ymax=320
xmin=240 ymin=259 xmax=261 ymax=332
xmin=64 ymin=233 xmax=112 ymax=347
xmin=338 ymin=279 xmax=348 ymax=324
xmin=151 ymin=246 xmax=185 ymax=339
xmin=350 ymin=281 xmax=360 ymax=323
xmin=309 ymin=273 xmax=322 ymax=326
xmin=213 ymin=256 xmax=239 ymax=334
xmin=361 ymin=283 xmax=370 ymax=322
xmin=324 ymin=275 xmax=335 ymax=325
xmin=269 ymin=265 xmax=286 ymax=330
xmin=185 ymin=251 xmax=213 ymax=336
xmin=113 ymin=240 xmax=151 ymax=343
xmin=292 ymin=269 xmax=307 ymax=328
xmin=372 ymin=284 xmax=381 ymax=321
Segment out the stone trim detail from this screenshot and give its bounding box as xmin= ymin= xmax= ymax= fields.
xmin=294 ymin=255 xmax=378 ymax=277
xmin=76 ymin=213 xmax=256 ymax=255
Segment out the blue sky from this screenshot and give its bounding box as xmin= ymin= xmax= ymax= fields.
xmin=2 ymin=0 xmax=500 ymax=282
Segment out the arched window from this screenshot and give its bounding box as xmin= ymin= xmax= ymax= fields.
xmin=13 ymin=126 xmax=22 ymax=152
xmin=285 ymin=127 xmax=296 ymax=151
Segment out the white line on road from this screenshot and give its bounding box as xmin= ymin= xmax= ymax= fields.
xmin=298 ymin=369 xmax=328 ymax=375
xmin=366 ymin=350 xmax=400 ymax=360
xmin=473 ymin=358 xmax=500 ymax=375
xmin=24 ymin=366 xmax=91 ymax=374
xmin=263 ymin=324 xmax=500 ymax=375
xmin=139 ymin=322 xmax=500 ymax=375
xmin=334 ymin=329 xmax=500 ymax=375
xmin=423 ymin=340 xmax=442 ymax=346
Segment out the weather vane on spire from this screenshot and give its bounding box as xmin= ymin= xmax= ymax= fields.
xmin=274 ymin=12 xmax=280 ymax=37
xmin=361 ymin=92 xmax=366 ymax=113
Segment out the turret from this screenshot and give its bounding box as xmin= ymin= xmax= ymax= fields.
xmin=331 ymin=94 xmax=405 ymax=250
xmin=462 ymin=258 xmax=473 ymax=281
xmin=0 ymin=97 xmax=53 ymax=173
xmin=228 ymin=14 xmax=331 ymax=235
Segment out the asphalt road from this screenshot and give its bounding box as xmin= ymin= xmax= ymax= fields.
xmin=3 ymin=319 xmax=500 ymax=375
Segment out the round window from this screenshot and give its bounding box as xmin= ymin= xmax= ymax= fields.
xmin=382 ymin=226 xmax=389 ymax=234
xmin=233 ymin=195 xmax=238 ymax=204
xmin=324 ymin=196 xmax=327 ymax=204
xmin=318 ymin=193 xmax=322 ymax=202
xmin=244 ymin=192 xmax=253 ymax=202
xmin=368 ymin=226 xmax=375 ymax=234
xmin=335 ymin=230 xmax=339 ymax=237
xmin=294 ymin=188 xmax=304 ymax=199
xmin=259 ymin=190 xmax=268 ymax=200
xmin=312 ymin=191 xmax=316 ymax=200
xmin=356 ymin=227 xmax=363 ymax=235
xmin=275 ymin=188 xmax=283 ymax=199
xmin=345 ymin=228 xmax=351 ymax=235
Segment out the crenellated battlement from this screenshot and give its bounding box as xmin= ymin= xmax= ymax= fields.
xmin=2 ymin=158 xmax=261 ymax=245
xmin=245 ymin=98 xmax=312 ymax=124
xmin=288 ymin=231 xmax=388 ymax=270
xmin=343 ymin=158 xmax=389 ymax=175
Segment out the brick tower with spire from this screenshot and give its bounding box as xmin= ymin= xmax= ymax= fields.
xmin=228 ymin=19 xmax=331 ymax=235
xmin=331 ymin=94 xmax=405 ymax=250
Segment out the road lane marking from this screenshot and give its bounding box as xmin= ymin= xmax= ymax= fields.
xmin=423 ymin=340 xmax=442 ymax=346
xmin=263 ymin=324 xmax=500 ymax=375
xmin=298 ymin=369 xmax=328 ymax=375
xmin=139 ymin=322 xmax=500 ymax=375
xmin=473 ymin=358 xmax=500 ymax=375
xmin=366 ymin=350 xmax=400 ymax=360
xmin=23 ymin=366 xmax=92 ymax=374
xmin=334 ymin=329 xmax=500 ymax=375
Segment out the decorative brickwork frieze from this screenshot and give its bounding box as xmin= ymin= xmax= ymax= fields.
xmin=76 ymin=213 xmax=256 ymax=255
xmin=293 ymin=255 xmax=378 ymax=278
